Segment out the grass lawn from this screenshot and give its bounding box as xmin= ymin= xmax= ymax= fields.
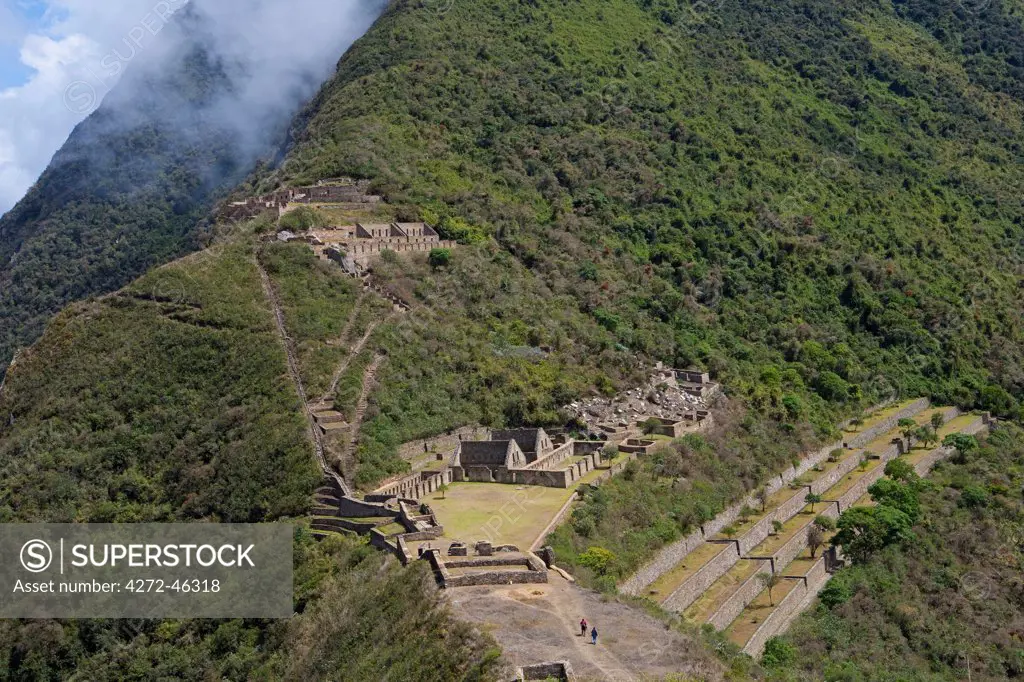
xmin=425 ymin=482 xmax=576 ymax=550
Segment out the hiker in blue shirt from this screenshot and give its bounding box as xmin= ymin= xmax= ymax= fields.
xmin=591 ymin=626 xmax=598 ymax=645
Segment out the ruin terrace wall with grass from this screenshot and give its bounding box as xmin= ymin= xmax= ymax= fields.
xmin=621 ymin=398 xmax=930 ymax=595
xmin=707 ymin=559 xmax=773 ymax=631
xmin=743 ymin=556 xmax=831 ymax=657
xmin=662 ymin=542 xmax=741 ymax=612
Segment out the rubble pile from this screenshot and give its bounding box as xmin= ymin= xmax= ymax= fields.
xmin=563 ymin=367 xmax=710 ymax=431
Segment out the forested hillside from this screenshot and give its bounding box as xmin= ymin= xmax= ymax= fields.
xmin=0 ymin=0 xmax=1023 ymax=678
xmin=0 ymin=17 xmax=241 ymax=377
xmin=0 ymin=0 xmax=384 ymax=380
xmin=0 ymin=232 xmax=501 ymax=680
xmin=767 ymin=424 xmax=1024 ymax=681
xmin=275 ymin=0 xmax=1024 ymax=441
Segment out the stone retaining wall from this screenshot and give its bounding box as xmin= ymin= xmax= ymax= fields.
xmin=424 ymin=550 xmax=548 ymax=588
xmin=738 ymin=514 xmax=777 ymax=556
xmin=346 ymin=239 xmax=458 ymax=261
xmin=522 ymin=442 xmax=575 ymax=471
xmin=396 ymin=426 xmax=488 ymax=461
xmin=337 ymin=496 xmax=398 ymax=519
xmin=375 ymin=469 xmax=453 ymax=500
xmin=369 ymin=528 xmax=404 ymax=562
xmin=769 ymin=523 xmax=814 ymax=571
xmin=774 ymin=486 xmax=812 ymax=524
xmin=517 ymin=661 xmax=573 ymax=682
xmin=662 ymin=542 xmax=739 ymax=612
xmin=846 ymin=398 xmax=931 ymax=449
xmin=832 ymin=443 xmax=901 ymax=512
xmin=743 ymin=556 xmax=830 ymax=657
xmin=706 ymin=559 xmax=772 ymax=630
xmin=311 ymin=517 xmax=379 ymax=534
xmin=809 ymin=452 xmax=862 ymax=496
xmin=620 ymin=398 xmax=929 ymax=595
xmin=513 ymin=468 xmax=572 ymax=488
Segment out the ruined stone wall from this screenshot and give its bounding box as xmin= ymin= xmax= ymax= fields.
xmin=337 ymin=496 xmax=398 ymax=519
xmin=466 ymin=465 xmax=496 ymax=482
xmin=444 ymin=570 xmax=549 ymax=588
xmin=707 ymin=559 xmax=772 ymax=630
xmin=513 ymin=468 xmax=572 ymax=488
xmin=620 ymin=398 xmax=929 ymax=595
xmin=402 ymin=530 xmax=445 ymax=542
xmin=396 ymin=426 xmax=488 ymax=461
xmin=459 ymin=441 xmax=510 ymax=465
xmin=573 ymin=440 xmax=606 ymax=456
xmin=662 ymin=542 xmax=740 ymax=612
xmin=523 ymin=441 xmax=575 ymax=471
xmin=426 ymin=552 xmax=549 ymax=588
xmin=518 ymin=661 xmax=571 ymax=682
xmin=369 ymin=528 xmax=404 ymax=563
xmin=311 ymin=517 xmax=369 ymax=534
xmin=347 ymin=239 xmax=458 ymax=261
xmin=375 ymin=469 xmax=453 ymax=500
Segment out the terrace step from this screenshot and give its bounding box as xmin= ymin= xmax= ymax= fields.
xmin=621 ymin=399 xmax=932 ymax=598
xmin=719 ymin=411 xmax=989 ymax=657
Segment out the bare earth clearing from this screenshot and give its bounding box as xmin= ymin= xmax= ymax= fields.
xmin=449 ymin=572 xmax=727 ymax=682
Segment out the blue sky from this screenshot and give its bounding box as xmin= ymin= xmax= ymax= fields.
xmin=0 ymin=1 xmax=55 ymax=87
xmin=0 ymin=0 xmax=381 ymax=217
xmin=0 ymin=0 xmax=123 ymax=215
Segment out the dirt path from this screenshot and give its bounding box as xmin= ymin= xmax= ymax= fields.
xmin=256 ymin=249 xmax=351 ymax=496
xmin=337 ymin=353 xmax=385 ymax=474
xmin=317 ymin=320 xmax=381 ymax=406
xmin=448 ymin=573 xmax=726 ymax=681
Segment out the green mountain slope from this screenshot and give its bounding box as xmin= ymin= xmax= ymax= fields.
xmin=1 ymin=0 xmax=1024 ymax=678
xmin=767 ymin=425 xmax=1024 ymax=681
xmin=0 ymin=234 xmax=501 ymax=680
xmin=275 ymin=0 xmax=1024 ymax=437
xmin=0 ymin=32 xmax=245 ymax=379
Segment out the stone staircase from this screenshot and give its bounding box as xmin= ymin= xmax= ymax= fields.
xmin=310 ymin=478 xmax=350 ymax=539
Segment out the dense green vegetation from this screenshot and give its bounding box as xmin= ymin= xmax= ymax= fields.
xmin=547 ymin=408 xmax=811 ymax=585
xmin=0 ymin=238 xmax=500 ymax=681
xmin=0 ymin=531 xmax=500 ymax=681
xmin=2 ymin=0 xmax=1024 ymax=678
xmin=0 ymin=13 xmax=273 ymax=380
xmin=766 ymin=424 xmax=1024 ymax=681
xmin=259 ymin=242 xmax=368 ymax=397
xmin=0 ymin=242 xmax=319 ymax=523
xmin=267 ymin=0 xmax=1024 ymax=489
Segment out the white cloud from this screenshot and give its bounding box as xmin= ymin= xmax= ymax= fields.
xmin=0 ymin=0 xmax=382 ymax=216
xmin=0 ymin=0 xmax=161 ymax=214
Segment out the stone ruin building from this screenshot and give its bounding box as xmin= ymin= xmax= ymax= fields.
xmin=219 ymin=178 xmax=382 ymax=222
xmin=313 ymin=222 xmax=457 ymax=266
xmin=449 ymin=428 xmax=605 ymax=488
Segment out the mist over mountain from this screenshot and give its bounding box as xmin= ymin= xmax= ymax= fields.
xmin=0 ymin=0 xmax=384 ymax=377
